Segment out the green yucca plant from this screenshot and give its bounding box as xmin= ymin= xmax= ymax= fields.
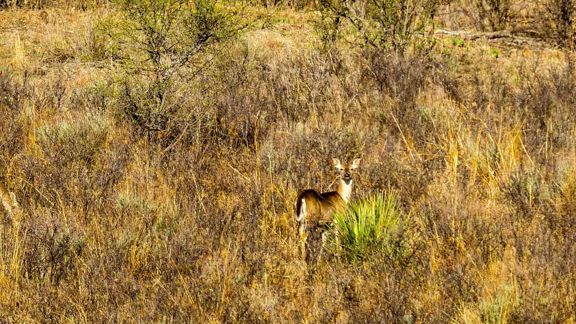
xmin=330 ymin=193 xmax=408 ymax=262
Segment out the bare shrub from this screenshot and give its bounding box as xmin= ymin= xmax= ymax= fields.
xmin=501 ymin=169 xmax=548 ymax=219
xmin=461 ymin=0 xmax=512 ymax=31
xmin=539 ymin=0 xmax=576 ymax=51
xmin=11 ymin=117 xmax=128 ymax=220
xmin=0 ymin=73 xmax=29 ymax=176
xmin=0 ymin=71 xmax=32 ymax=112
xmin=0 ymin=0 xmax=107 ymax=9
xmin=21 ymin=219 xmax=85 ymax=285
xmin=517 ymin=63 xmax=576 ymax=156
xmin=319 ymin=0 xmax=439 ymax=56
xmin=260 ymin=0 xmax=314 ymax=8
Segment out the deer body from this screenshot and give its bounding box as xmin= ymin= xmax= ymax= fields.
xmin=295 ymin=159 xmax=360 ymax=232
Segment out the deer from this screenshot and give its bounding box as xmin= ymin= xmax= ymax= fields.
xmin=295 ymin=158 xmax=361 ymax=234
xmin=294 ymin=158 xmax=361 ymax=263
xmin=0 ymin=183 xmax=20 ymax=221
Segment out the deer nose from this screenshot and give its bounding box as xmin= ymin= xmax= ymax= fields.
xmin=344 ymin=172 xmax=350 ymax=178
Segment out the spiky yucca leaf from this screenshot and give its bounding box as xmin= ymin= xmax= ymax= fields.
xmin=331 ymin=193 xmax=405 ymax=261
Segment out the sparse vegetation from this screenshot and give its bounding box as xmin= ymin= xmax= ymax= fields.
xmin=466 ymin=0 xmax=512 ymax=31
xmin=539 ymin=0 xmax=576 ymax=66
xmin=1 ymin=0 xmax=575 ymax=322
xmin=318 ymin=0 xmax=439 ymax=55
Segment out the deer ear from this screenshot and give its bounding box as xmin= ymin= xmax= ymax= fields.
xmin=351 ymin=158 xmax=361 ymax=169
xmin=332 ymin=158 xmax=342 ymax=169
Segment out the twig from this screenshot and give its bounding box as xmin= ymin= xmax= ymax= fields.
xmin=435 ymin=28 xmax=513 ymax=40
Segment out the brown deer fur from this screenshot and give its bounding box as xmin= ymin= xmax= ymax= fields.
xmin=295 ymin=158 xmax=360 ymax=232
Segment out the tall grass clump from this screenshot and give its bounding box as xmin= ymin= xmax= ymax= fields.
xmin=331 ymin=193 xmax=409 ymax=261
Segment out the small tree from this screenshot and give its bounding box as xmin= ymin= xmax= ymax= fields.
xmin=316 ymin=0 xmax=444 ymax=129
xmin=318 ymin=0 xmax=439 ymax=56
xmin=543 ymin=0 xmax=576 ymax=50
xmin=462 ymin=0 xmax=512 ymax=31
xmin=107 ymin=0 xmax=244 ymax=137
xmin=537 ymin=0 xmax=576 ymax=70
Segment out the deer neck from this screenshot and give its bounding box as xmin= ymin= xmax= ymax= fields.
xmin=336 ymin=178 xmax=353 ymax=203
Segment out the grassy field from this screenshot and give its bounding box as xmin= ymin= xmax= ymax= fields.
xmin=0 ymin=0 xmax=575 ymax=322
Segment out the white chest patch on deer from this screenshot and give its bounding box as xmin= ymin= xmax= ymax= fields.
xmin=337 ymin=179 xmax=353 ymax=203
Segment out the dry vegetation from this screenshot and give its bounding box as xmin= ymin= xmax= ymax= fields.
xmin=0 ymin=0 xmax=575 ymax=322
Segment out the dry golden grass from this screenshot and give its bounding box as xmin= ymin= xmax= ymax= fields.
xmin=0 ymin=1 xmax=575 ymax=322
